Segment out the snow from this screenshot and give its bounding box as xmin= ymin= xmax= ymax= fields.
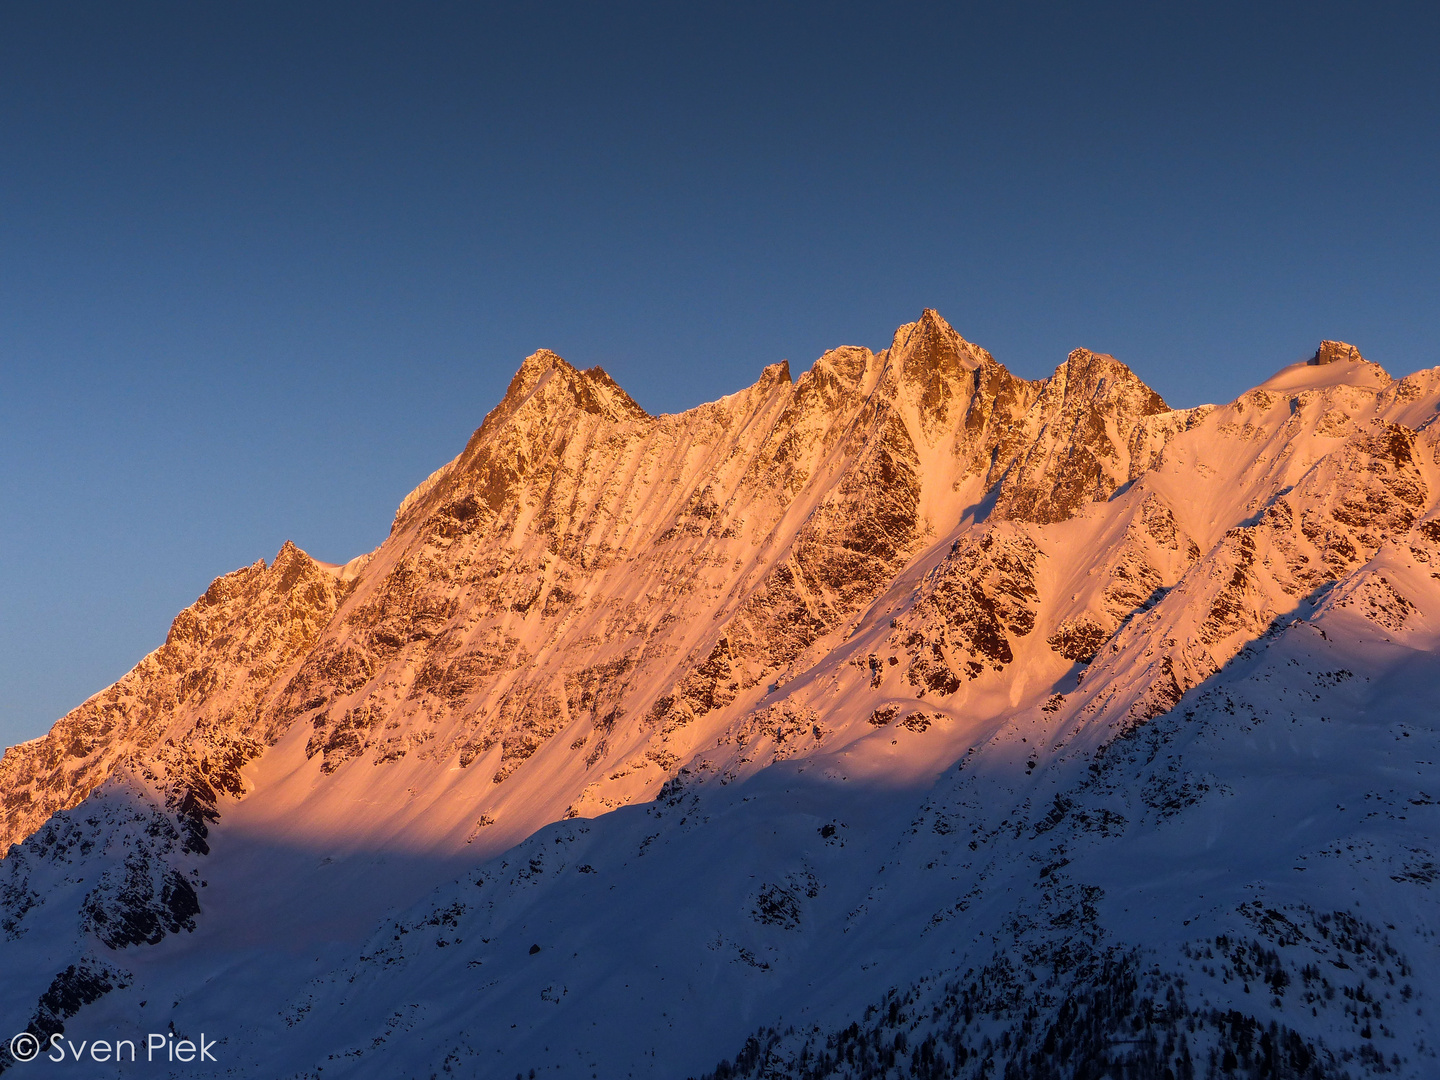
xmin=1259 ymin=358 xmax=1393 ymax=393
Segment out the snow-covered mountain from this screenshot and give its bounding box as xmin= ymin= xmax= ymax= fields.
xmin=2 ymin=311 xmax=1437 ymax=1078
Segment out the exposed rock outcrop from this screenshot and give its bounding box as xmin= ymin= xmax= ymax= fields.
xmin=1311 ymin=339 xmax=1363 ymax=366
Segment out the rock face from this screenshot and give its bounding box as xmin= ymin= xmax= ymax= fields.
xmin=1311 ymin=339 xmax=1363 ymax=365
xmin=987 ymin=347 xmax=1171 ymax=523
xmin=2 ymin=313 xmax=1439 ymax=1080
xmin=0 ymin=542 xmax=352 ymax=853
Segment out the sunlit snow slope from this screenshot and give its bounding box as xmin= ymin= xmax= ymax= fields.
xmin=2 ymin=313 xmax=1437 ymax=1079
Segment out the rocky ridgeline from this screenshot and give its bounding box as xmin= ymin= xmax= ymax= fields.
xmin=6 ymin=317 xmax=1433 ymax=859
xmin=1070 ymin=387 xmax=1437 ymax=735
xmin=0 ymin=542 xmax=352 ymax=854
xmin=253 ymin=311 xmax=1192 ymax=805
xmin=0 ymin=309 xmax=1168 ymax=837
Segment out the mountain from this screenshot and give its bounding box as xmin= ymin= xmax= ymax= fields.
xmin=1 ymin=313 xmax=1437 ymax=1079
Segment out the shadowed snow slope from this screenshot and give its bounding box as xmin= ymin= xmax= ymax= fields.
xmin=2 ymin=315 xmax=1438 ymax=1078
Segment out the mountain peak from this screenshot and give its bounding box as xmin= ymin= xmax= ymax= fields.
xmin=888 ymin=308 xmax=998 ymax=402
xmin=1058 ymin=348 xmax=1170 ymax=415
xmin=890 ymin=309 xmax=990 ymax=367
xmin=1310 ymin=340 xmax=1363 ymax=366
xmin=499 ymin=348 xmax=647 ymax=422
xmin=503 ymin=348 xmax=576 ymax=399
xmin=1260 ymin=340 xmax=1391 ymax=393
xmin=917 ymin=306 xmax=949 ymax=330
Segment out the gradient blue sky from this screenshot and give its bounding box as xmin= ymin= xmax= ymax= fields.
xmin=3 ymin=3 xmax=1439 ymax=746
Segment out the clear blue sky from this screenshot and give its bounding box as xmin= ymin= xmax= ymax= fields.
xmin=3 ymin=3 xmax=1438 ymax=746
